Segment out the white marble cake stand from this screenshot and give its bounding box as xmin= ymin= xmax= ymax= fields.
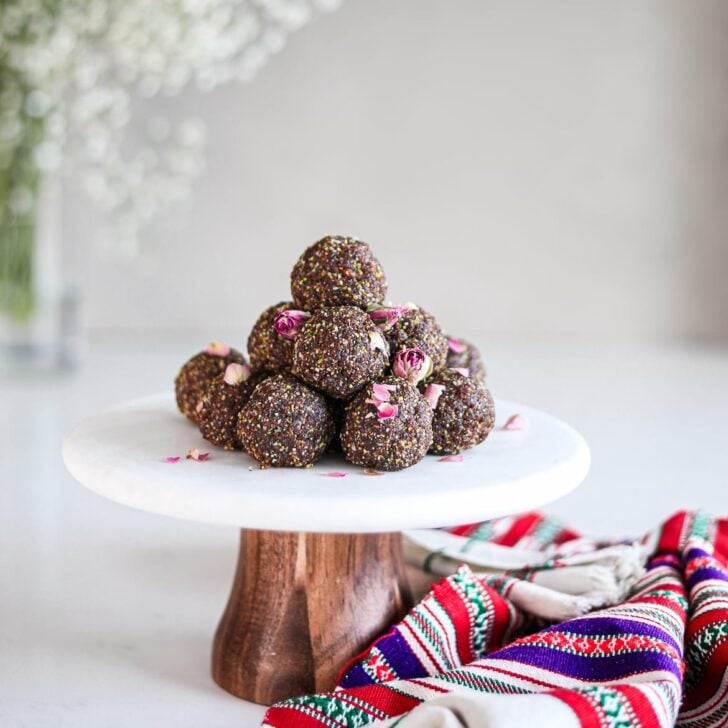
xmin=62 ymin=393 xmax=590 ymax=705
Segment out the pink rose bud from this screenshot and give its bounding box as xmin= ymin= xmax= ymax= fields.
xmin=223 ymin=362 xmax=251 ymax=385
xmin=273 ymin=310 xmax=311 ymax=341
xmin=449 ymin=367 xmax=470 ymax=378
xmin=205 ymin=341 xmax=231 ymax=357
xmin=423 ymin=383 xmax=446 ymax=410
xmin=448 ymin=338 xmax=467 ymax=354
xmin=393 ymin=348 xmax=433 ymax=384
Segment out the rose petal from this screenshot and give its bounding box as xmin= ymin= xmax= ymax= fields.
xmin=424 ymin=383 xmax=446 ymax=409
xmin=368 ymin=307 xmax=405 ymax=331
xmin=449 ymin=367 xmax=470 ymax=378
xmin=377 ymin=403 xmax=399 ymax=420
xmin=448 ymin=338 xmax=467 ymax=354
xmin=438 ymin=454 xmax=464 ymax=463
xmin=322 ymin=471 xmax=348 ymax=478
xmin=165 ymin=456 xmax=181 ymax=463
xmin=363 ymin=468 xmax=384 ymax=476
xmin=371 ymin=382 xmax=394 ymax=402
xmin=186 ymin=448 xmax=210 ymax=461
xmin=502 ymin=414 xmax=529 ymax=431
xmin=369 ymin=330 xmax=387 ymax=353
xmin=224 ymin=362 xmax=251 ymax=385
xmin=205 ymin=341 xmax=231 ymax=357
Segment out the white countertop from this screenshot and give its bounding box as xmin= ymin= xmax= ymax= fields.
xmin=2 ymin=333 xmax=727 ymax=727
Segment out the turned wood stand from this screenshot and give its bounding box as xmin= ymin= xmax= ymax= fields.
xmin=212 ymin=530 xmax=412 ymax=703
xmin=62 ymin=393 xmax=589 ymax=705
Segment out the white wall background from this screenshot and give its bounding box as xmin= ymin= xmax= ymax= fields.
xmin=66 ymin=0 xmax=728 ymax=343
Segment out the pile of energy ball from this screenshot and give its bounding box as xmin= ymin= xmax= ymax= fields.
xmin=174 ymin=236 xmax=495 ymax=471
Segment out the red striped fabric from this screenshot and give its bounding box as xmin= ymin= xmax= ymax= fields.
xmin=264 ymin=511 xmax=728 ymax=728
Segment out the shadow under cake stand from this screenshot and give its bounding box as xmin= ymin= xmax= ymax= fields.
xmin=62 ymin=393 xmax=590 ymax=705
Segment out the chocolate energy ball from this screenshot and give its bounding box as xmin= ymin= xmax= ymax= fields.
xmin=175 ymin=342 xmax=246 ymax=424
xmin=198 ymin=364 xmax=267 ymax=450
xmin=292 ymin=306 xmax=389 ymax=399
xmin=445 ymin=336 xmax=487 ymax=382
xmin=325 ymin=396 xmax=347 ymax=453
xmin=247 ymin=301 xmax=299 ymax=374
xmin=237 ymin=375 xmax=334 ymax=467
xmin=425 ymin=370 xmax=495 ymax=455
xmin=290 ymin=235 xmax=387 ymax=311
xmin=385 ymin=307 xmax=448 ymax=372
xmin=341 ymin=377 xmax=433 ymax=471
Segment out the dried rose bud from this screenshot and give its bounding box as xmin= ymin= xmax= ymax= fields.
xmin=393 ymin=347 xmax=433 ymax=385
xmin=273 ymin=309 xmax=311 ymax=340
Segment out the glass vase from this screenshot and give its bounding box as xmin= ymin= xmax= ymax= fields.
xmin=0 ymin=174 xmax=80 ymax=372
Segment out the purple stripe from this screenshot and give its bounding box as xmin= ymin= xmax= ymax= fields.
xmin=546 ymin=616 xmax=683 ymax=654
xmin=685 ymin=546 xmax=712 ymax=562
xmin=339 ymin=663 xmax=372 ymax=688
xmin=339 ymin=630 xmax=426 ymax=688
xmin=489 ymin=643 xmax=682 ymax=681
xmin=687 ymin=565 xmax=728 ymax=589
xmin=648 ymin=556 xmax=680 ymax=570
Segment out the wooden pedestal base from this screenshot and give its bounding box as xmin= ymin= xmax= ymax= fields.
xmin=212 ymin=529 xmax=413 ymax=705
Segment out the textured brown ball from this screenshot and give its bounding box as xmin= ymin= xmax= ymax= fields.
xmin=198 ymin=370 xmax=267 ymax=450
xmin=445 ymin=336 xmax=487 ymax=382
xmin=341 ymin=377 xmax=433 ymax=471
xmin=325 ymin=396 xmax=347 ymax=453
xmin=175 ymin=347 xmax=246 ymax=424
xmin=237 ymin=375 xmax=334 ymax=467
xmin=247 ymin=301 xmax=296 ymax=374
xmin=386 ymin=307 xmax=448 ymax=372
xmin=290 ymin=235 xmax=387 ymax=311
xmin=292 ymin=306 xmax=389 ymax=399
xmin=428 ymin=370 xmax=495 ymax=454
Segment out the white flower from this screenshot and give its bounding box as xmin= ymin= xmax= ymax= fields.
xmin=1 ymin=0 xmax=343 ymax=257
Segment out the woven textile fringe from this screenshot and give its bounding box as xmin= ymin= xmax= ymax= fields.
xmin=263 ymin=510 xmax=728 ymax=728
xmin=403 ymin=528 xmax=648 ymax=621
